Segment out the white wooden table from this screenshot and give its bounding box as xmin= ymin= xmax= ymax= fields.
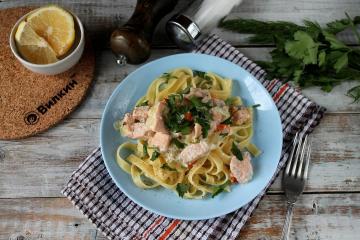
xmin=1 ymin=1 xmax=359 ymax=239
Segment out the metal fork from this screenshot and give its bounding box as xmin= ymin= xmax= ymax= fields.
xmin=281 ymin=132 xmax=311 ymax=240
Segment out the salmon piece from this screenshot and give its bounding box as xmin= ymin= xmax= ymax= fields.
xmin=120 ymin=113 xmax=134 ymax=137
xmin=201 ymin=95 xmax=212 ymax=104
xmin=145 ymin=131 xmax=155 ymax=139
xmin=210 ymin=106 xmax=230 ymax=122
xmin=121 ymin=122 xmax=150 ymax=139
xmin=120 ymin=124 xmax=132 ymax=138
xmin=146 ymin=101 xmax=168 ymax=134
xmin=148 ymin=132 xmax=171 ymax=152
xmin=230 ymin=152 xmax=253 ymax=183
xmin=130 ymin=122 xmax=150 ymax=139
xmin=132 ymin=106 xmax=150 ymax=122
xmin=232 ymin=107 xmax=250 ymax=125
xmin=209 ymin=106 xmax=230 ymax=134
xmin=122 ymin=113 xmax=134 ymax=125
xmin=185 ymin=88 xmax=211 ymax=99
xmin=179 ymin=141 xmax=210 ymax=165
xmin=211 ymin=110 xmax=223 ymax=123
xmin=213 ymin=99 xmax=226 ymax=107
xmin=120 ymin=106 xmax=152 ymax=139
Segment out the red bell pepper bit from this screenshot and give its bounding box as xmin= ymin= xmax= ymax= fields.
xmin=184 ymin=112 xmax=193 ymax=121
xmin=216 ymin=123 xmax=229 ymax=132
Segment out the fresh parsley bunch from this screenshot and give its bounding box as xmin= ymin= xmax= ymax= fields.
xmin=219 ymin=14 xmax=360 ymax=103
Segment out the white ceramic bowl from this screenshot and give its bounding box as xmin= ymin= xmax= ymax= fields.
xmin=9 ymin=8 xmax=85 ymax=75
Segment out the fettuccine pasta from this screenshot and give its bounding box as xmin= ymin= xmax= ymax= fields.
xmin=115 ymin=68 xmax=261 ymax=199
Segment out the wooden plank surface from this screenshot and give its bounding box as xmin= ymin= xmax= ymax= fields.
xmin=1 ymin=194 xmax=360 ymax=240
xmin=1 ymin=113 xmax=359 ymax=198
xmin=1 ymin=0 xmax=360 ymax=239
xmin=1 ymin=0 xmax=360 ymax=46
xmin=0 ymin=198 xmax=97 ymax=240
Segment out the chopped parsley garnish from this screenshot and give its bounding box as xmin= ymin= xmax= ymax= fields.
xmin=150 ymin=151 xmax=160 ymax=161
xmin=193 ymin=70 xmax=212 ymax=81
xmin=176 ymin=183 xmax=189 ymax=198
xmin=161 ymin=72 xmax=178 ymax=81
xmin=221 ymin=116 xmax=232 ymax=125
xmin=161 ymin=163 xmax=177 ymax=172
xmin=231 ymin=142 xmax=243 ymax=160
xmin=142 ymin=142 xmax=148 ymax=157
xmin=251 ymin=104 xmax=261 ymax=108
xmin=164 ymin=94 xmax=211 ymax=138
xmin=180 ymin=126 xmax=192 ymax=135
xmin=225 ymin=97 xmax=236 ymax=106
xmin=195 ymin=117 xmax=210 ymax=138
xmin=189 ymin=96 xmax=208 ymax=108
xmin=162 ymin=72 xmax=170 ymax=78
xmin=167 ymin=94 xmax=183 ymax=108
xmin=136 ymin=100 xmax=148 ymax=107
xmin=172 ymin=138 xmax=186 ymax=149
xmin=193 ymin=70 xmax=206 ymax=78
xmin=189 ymin=96 xmax=211 ymax=137
xmin=211 ymin=181 xmax=231 ymax=198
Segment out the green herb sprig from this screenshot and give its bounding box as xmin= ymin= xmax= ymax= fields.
xmin=231 ymin=142 xmax=243 ymax=161
xmin=142 ymin=142 xmax=148 ymax=158
xmin=193 ymin=70 xmax=212 ymax=81
xmin=150 ymin=150 xmax=160 ymax=161
xmin=221 ymin=117 xmax=232 ymax=125
xmin=176 ymin=183 xmax=189 ymax=198
xmin=161 ymin=163 xmax=177 ymax=172
xmin=219 ymin=15 xmax=360 ymax=102
xmin=161 ymin=72 xmax=178 ymax=81
xmin=136 ymin=100 xmax=148 ymax=107
xmin=171 ymin=138 xmax=186 ymax=149
xmin=211 ymin=181 xmax=231 ymax=198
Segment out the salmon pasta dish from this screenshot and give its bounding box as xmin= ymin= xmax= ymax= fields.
xmin=114 ymin=68 xmax=261 ymax=199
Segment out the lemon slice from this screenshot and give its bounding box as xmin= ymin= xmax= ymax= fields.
xmin=15 ymin=21 xmax=58 ymax=64
xmin=26 ymin=5 xmax=75 ymax=57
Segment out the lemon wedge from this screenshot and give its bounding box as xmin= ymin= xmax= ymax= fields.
xmin=26 ymin=5 xmax=75 ymax=57
xmin=15 ymin=21 xmax=58 ymax=64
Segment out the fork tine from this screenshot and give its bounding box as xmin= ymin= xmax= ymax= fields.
xmin=285 ymin=132 xmax=299 ymax=175
xmin=291 ymin=134 xmax=304 ymax=176
xmin=296 ymin=135 xmax=308 ymax=178
xmin=303 ymin=137 xmax=312 ymax=179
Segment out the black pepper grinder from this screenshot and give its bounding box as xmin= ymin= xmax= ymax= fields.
xmin=110 ymin=0 xmax=178 ymax=65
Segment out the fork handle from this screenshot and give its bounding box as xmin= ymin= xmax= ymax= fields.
xmin=281 ymin=202 xmax=295 ymax=240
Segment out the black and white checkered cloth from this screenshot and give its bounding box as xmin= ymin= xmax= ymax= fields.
xmin=62 ymin=35 xmax=326 ymax=240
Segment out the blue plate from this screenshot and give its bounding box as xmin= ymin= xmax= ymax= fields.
xmin=100 ymin=53 xmax=282 ymax=220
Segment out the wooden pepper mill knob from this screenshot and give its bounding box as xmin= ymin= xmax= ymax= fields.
xmin=110 ymin=0 xmax=178 ymax=65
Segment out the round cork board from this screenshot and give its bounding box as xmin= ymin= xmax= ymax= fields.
xmin=0 ymin=7 xmax=95 ymax=140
